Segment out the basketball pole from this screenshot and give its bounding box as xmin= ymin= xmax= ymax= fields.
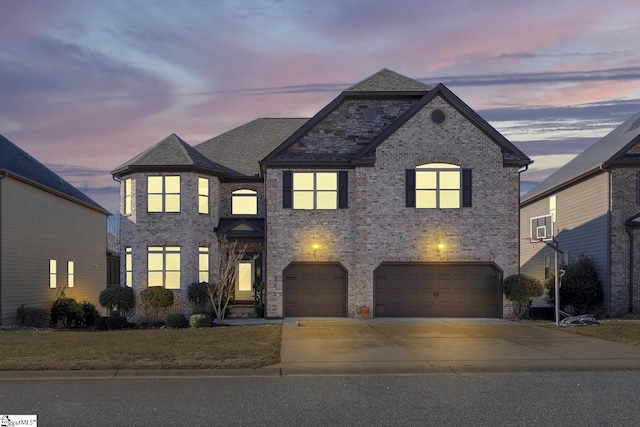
xmin=554 ymin=245 xmax=560 ymax=327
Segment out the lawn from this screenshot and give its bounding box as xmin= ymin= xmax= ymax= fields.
xmin=537 ymin=320 xmax=640 ymax=346
xmin=0 ymin=324 xmax=281 ymax=371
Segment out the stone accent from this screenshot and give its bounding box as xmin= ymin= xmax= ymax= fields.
xmin=265 ymin=96 xmax=521 ymax=318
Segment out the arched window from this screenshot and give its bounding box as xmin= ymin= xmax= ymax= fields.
xmin=415 ymin=163 xmax=460 ymax=209
xmin=232 ymin=189 xmax=258 ymax=215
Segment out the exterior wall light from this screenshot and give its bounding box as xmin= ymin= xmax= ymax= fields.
xmin=437 ymin=241 xmax=445 ymax=252
xmin=312 ymin=243 xmax=320 ymax=252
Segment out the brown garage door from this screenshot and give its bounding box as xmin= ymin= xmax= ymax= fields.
xmin=284 ymin=263 xmax=347 ymax=317
xmin=374 ymin=263 xmax=501 ymax=318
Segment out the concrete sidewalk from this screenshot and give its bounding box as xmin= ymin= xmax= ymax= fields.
xmin=274 ymin=318 xmax=640 ymax=375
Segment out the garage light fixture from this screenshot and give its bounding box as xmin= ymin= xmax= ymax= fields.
xmin=312 ymin=243 xmax=320 ymax=252
xmin=437 ymin=241 xmax=445 ymax=252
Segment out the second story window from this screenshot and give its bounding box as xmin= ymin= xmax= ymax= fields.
xmin=124 ymin=178 xmax=132 ymax=215
xmin=406 ymin=163 xmax=471 ymax=209
xmin=232 ymin=189 xmax=258 ymax=215
xmin=198 ymin=177 xmax=209 ymax=214
xmin=148 ymin=176 xmax=180 ymax=213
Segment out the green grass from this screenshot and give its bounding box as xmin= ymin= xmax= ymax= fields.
xmin=0 ymin=325 xmax=281 ymax=371
xmin=536 ymin=320 xmax=640 ymax=346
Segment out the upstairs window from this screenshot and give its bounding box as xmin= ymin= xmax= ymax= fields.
xmin=148 ymin=176 xmax=180 ymax=213
xmin=232 ymin=189 xmax=258 ymax=215
xmin=283 ymin=171 xmax=348 ymax=210
xmin=148 ymin=246 xmax=181 ymax=289
xmin=198 ymin=178 xmax=209 ymax=214
xmin=406 ymin=164 xmax=471 ymax=209
xmin=124 ymin=178 xmax=132 ymax=215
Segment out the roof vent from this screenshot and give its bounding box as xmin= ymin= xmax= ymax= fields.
xmin=430 ymin=109 xmax=446 ymax=125
xmin=363 ymin=107 xmax=377 ymax=122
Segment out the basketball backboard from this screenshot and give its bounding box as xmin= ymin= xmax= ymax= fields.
xmin=530 ymin=214 xmax=553 ymax=243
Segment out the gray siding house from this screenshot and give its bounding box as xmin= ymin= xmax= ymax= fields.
xmin=113 ymin=69 xmax=531 ymax=320
xmin=520 ymin=112 xmax=640 ymax=316
xmin=0 ymin=134 xmax=110 ymax=325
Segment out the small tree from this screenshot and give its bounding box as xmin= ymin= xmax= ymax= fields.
xmin=187 ymin=281 xmax=210 ymax=312
xmin=546 ymin=254 xmax=603 ymax=314
xmin=207 ymin=237 xmax=257 ymax=325
xmin=99 ymin=286 xmax=135 ymax=316
xmin=140 ymin=287 xmax=175 ymax=322
xmin=504 ymin=274 xmax=544 ymax=320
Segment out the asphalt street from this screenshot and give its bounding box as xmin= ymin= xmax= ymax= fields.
xmin=1 ymin=373 xmax=638 ymax=426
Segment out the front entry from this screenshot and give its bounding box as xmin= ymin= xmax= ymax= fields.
xmin=283 ymin=263 xmax=347 ymax=317
xmin=374 ymin=263 xmax=502 ymax=318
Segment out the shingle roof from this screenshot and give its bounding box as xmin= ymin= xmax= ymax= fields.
xmin=347 ymin=68 xmax=432 ymax=92
xmin=0 ymin=133 xmax=109 ymax=214
xmin=195 ymin=118 xmax=308 ymax=176
xmin=111 ymin=133 xmax=241 ymax=177
xmin=522 ymin=111 xmax=640 ymax=204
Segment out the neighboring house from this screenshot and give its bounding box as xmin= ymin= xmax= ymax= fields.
xmin=113 ymin=69 xmax=531 ymax=319
xmin=0 ymin=134 xmax=110 ymax=325
xmin=520 ymin=112 xmax=640 ymax=316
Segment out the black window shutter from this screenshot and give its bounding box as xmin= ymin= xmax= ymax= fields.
xmin=283 ymin=171 xmax=292 ymax=208
xmin=405 ymin=169 xmax=416 ymax=207
xmin=338 ymin=171 xmax=348 ymax=209
xmin=462 ymin=168 xmax=472 ymax=207
xmin=637 ymin=171 xmax=640 ymax=204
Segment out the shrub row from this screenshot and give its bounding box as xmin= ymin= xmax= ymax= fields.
xmin=17 ymin=305 xmax=50 ymax=328
xmin=95 ymin=316 xmax=130 ymax=331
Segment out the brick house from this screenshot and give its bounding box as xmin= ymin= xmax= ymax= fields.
xmin=112 ymin=69 xmax=530 ymax=320
xmin=520 ymin=112 xmax=640 ymax=316
xmin=1 ymin=134 xmax=109 ymax=325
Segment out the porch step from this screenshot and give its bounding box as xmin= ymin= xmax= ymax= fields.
xmin=228 ymin=305 xmax=257 ymax=318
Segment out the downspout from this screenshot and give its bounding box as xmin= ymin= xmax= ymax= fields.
xmin=601 ymin=163 xmax=612 ymax=317
xmin=0 ymin=170 xmax=8 ymax=324
xmin=517 ymin=164 xmax=529 ymax=275
xmin=625 ymin=221 xmax=634 ymax=313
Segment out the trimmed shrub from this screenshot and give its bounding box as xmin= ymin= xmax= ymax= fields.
xmin=546 ymin=255 xmax=604 ymax=314
xmin=99 ymin=286 xmax=135 ymax=315
xmin=503 ymin=274 xmax=544 ymax=320
xmin=17 ymin=305 xmax=50 ymax=328
xmin=189 ymin=313 xmax=212 ymax=328
xmin=166 ymin=313 xmax=188 ymax=328
xmin=95 ymin=316 xmax=108 ymax=331
xmin=105 ymin=316 xmax=129 ymax=330
xmin=80 ymin=301 xmax=100 ymax=327
xmin=51 ymin=297 xmax=82 ymax=328
xmin=187 ymin=282 xmax=209 ymax=311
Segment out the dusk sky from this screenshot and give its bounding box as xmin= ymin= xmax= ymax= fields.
xmin=2 ymin=0 xmax=640 ymax=215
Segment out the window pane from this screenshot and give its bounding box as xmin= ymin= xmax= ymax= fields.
xmin=199 ymin=271 xmax=209 ymax=283
xmin=148 ymin=194 xmax=163 ymax=212
xmin=49 ymin=259 xmax=57 ymax=289
xmin=165 ymin=253 xmax=180 ymax=271
xmin=199 ymin=196 xmax=209 ymax=214
xmin=440 ymin=190 xmax=460 ymax=208
xmin=316 ymin=173 xmax=337 ymax=190
xmin=416 ymin=171 xmax=436 ymax=189
xmin=293 ymin=191 xmax=314 ymax=209
xmin=238 ymin=262 xmax=252 ymax=291
xmin=293 ymin=173 xmax=314 ymax=190
xmin=440 ymin=171 xmax=460 ymax=189
xmin=148 ymin=253 xmax=163 ymax=270
xmin=417 ymin=163 xmax=460 ymax=169
xmin=416 ymin=190 xmax=437 ymax=208
xmin=148 ymin=176 xmax=163 ymax=193
xmin=165 ymin=176 xmax=180 ymax=193
xmin=232 ymin=195 xmax=258 ymax=214
xmin=126 ymin=272 xmax=132 ymax=287
xmin=165 ymin=194 xmax=180 ymax=212
xmin=234 ymin=189 xmax=256 ymax=195
xmin=125 ymin=254 xmax=132 ymax=270
xmin=198 ymin=178 xmax=208 ymax=195
xmin=316 ymin=191 xmax=337 ymax=209
xmin=165 ymin=272 xmax=181 ymax=289
xmin=148 ymin=272 xmax=163 ymax=286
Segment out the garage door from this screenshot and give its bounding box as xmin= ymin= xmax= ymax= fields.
xmin=284 ymin=263 xmax=347 ymax=317
xmin=374 ymin=263 xmax=501 ymax=318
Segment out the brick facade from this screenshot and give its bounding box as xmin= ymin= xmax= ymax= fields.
xmin=265 ymin=96 xmax=522 ymax=318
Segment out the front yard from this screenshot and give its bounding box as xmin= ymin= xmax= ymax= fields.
xmin=0 ymin=324 xmax=281 ymax=370
xmin=536 ymin=319 xmax=640 ymax=346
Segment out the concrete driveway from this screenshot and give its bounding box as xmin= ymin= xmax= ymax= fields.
xmin=277 ymin=318 xmax=640 ymax=375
